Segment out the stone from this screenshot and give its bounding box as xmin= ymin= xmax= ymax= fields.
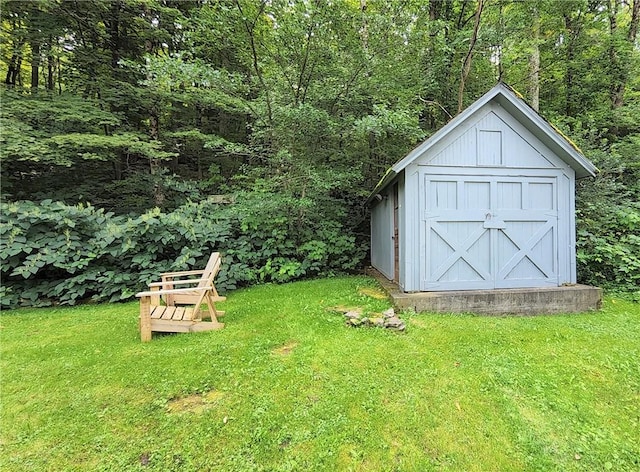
xmin=383 ymin=316 xmax=402 ymax=327
xmin=340 ymin=307 xmax=405 ymax=331
xmin=382 ymin=308 xmax=395 ymax=319
xmin=384 ymin=317 xmax=406 ymax=331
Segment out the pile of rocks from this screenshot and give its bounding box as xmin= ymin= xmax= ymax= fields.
xmin=332 ymin=307 xmax=406 ymax=331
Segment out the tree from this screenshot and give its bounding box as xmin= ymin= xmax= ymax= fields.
xmin=457 ymin=0 xmax=485 ymax=114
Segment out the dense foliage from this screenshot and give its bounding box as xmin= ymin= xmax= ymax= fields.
xmin=0 ymin=196 xmax=362 ymax=307
xmin=1 ymin=0 xmax=639 ymax=306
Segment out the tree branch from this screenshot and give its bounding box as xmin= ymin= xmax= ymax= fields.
xmin=457 ymin=0 xmax=484 ymax=114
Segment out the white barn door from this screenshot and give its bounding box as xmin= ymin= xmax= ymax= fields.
xmin=421 ymin=173 xmax=559 ymax=291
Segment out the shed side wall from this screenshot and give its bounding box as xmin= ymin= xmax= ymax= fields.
xmin=370 ymin=190 xmax=394 ymax=280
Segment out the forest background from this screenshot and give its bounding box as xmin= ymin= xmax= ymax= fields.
xmin=1 ymin=0 xmax=639 ymax=308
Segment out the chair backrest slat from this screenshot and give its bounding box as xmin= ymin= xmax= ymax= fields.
xmin=198 ymin=253 xmax=220 ymax=288
xmin=192 ymin=253 xmax=221 ymax=311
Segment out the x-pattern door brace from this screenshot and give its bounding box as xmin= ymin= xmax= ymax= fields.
xmin=430 ymin=222 xmax=492 ymax=282
xmin=497 ymin=220 xmax=555 ymax=280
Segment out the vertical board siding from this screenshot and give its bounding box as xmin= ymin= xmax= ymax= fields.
xmin=428 ymin=108 xmax=562 ymax=170
xmin=430 ymin=127 xmax=477 ymax=166
xmin=565 ymin=171 xmax=577 ymax=283
xmin=497 ymin=182 xmax=522 ymax=209
xmin=529 ymin=182 xmax=554 ymax=209
xmin=477 ymin=130 xmax=503 ymax=166
xmin=370 ymin=192 xmax=394 ymax=280
xmin=465 ymin=181 xmax=491 ymax=209
xmin=433 ymin=180 xmax=458 ymax=209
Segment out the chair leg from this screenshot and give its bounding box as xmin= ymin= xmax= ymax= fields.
xmin=140 ymin=296 xmax=152 ymax=342
xmin=204 ymin=294 xmax=219 ymax=322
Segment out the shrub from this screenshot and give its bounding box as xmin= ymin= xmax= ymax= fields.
xmin=577 ymin=204 xmax=640 ymax=293
xmin=0 ymin=195 xmax=365 ymax=308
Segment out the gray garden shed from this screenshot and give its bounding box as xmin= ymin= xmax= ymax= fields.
xmin=370 ymin=83 xmax=597 ymax=293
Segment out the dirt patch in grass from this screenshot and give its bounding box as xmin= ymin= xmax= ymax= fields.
xmin=327 ymin=305 xmax=363 ymax=314
xmin=358 ymin=287 xmax=388 ymax=299
xmin=272 ymin=341 xmax=298 ymax=356
xmin=167 ymin=390 xmax=224 ymax=414
xmin=409 ymin=317 xmax=429 ymax=328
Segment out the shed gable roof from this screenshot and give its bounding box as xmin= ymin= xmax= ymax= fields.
xmin=371 ymin=83 xmax=597 ymax=198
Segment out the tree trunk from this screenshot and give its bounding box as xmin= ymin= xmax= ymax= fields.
xmin=234 ymin=0 xmax=273 ymax=131
xmin=31 ymin=41 xmax=40 ymax=91
xmin=57 ymin=54 xmax=62 ymax=94
xmin=608 ymin=0 xmax=622 ymax=108
xmin=142 ymin=2 xmax=166 ymax=208
xmin=295 ymin=14 xmax=316 ymax=106
xmin=149 ymin=106 xmax=165 ymax=207
xmin=609 ymin=0 xmax=640 ymax=108
xmin=15 ymin=56 xmax=23 ymax=86
xmin=109 ymin=0 xmax=122 ymax=77
xmin=528 ymin=6 xmax=540 ymax=111
xmin=457 ymin=0 xmax=484 ymax=114
xmin=360 ymin=0 xmax=368 ymax=51
xmin=47 ymin=39 xmax=55 ymax=91
xmin=630 ymin=0 xmax=640 ymax=41
xmin=429 ymin=0 xmax=439 ymax=21
xmin=149 ymin=105 xmax=159 ymax=142
xmin=113 ymin=159 xmax=123 ymax=181
xmin=5 ymin=54 xmax=20 ymax=85
xmin=564 ymin=14 xmax=576 ymax=117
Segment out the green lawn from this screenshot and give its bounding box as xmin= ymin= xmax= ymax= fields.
xmin=1 ymin=276 xmax=638 ymax=471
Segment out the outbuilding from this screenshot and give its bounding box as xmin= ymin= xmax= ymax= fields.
xmin=369 ymin=83 xmax=597 ymax=298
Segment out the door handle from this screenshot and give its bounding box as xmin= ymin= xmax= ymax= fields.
xmin=484 ymin=213 xmax=506 ymax=229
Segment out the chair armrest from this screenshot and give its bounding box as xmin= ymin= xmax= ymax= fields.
xmin=136 ymin=286 xmax=209 ymax=298
xmin=160 ymin=269 xmax=205 ymax=278
xmin=148 ymin=278 xmax=209 ymax=288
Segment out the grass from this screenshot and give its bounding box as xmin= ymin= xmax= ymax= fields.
xmin=1 ymin=276 xmax=639 ymax=471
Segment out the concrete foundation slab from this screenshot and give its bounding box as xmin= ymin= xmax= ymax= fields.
xmin=367 ymin=268 xmax=602 ymax=315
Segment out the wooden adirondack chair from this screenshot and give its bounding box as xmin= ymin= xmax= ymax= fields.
xmin=136 ymin=252 xmax=226 ymax=342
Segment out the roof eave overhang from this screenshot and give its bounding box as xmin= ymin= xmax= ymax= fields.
xmin=366 ymin=167 xmax=398 ymax=205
